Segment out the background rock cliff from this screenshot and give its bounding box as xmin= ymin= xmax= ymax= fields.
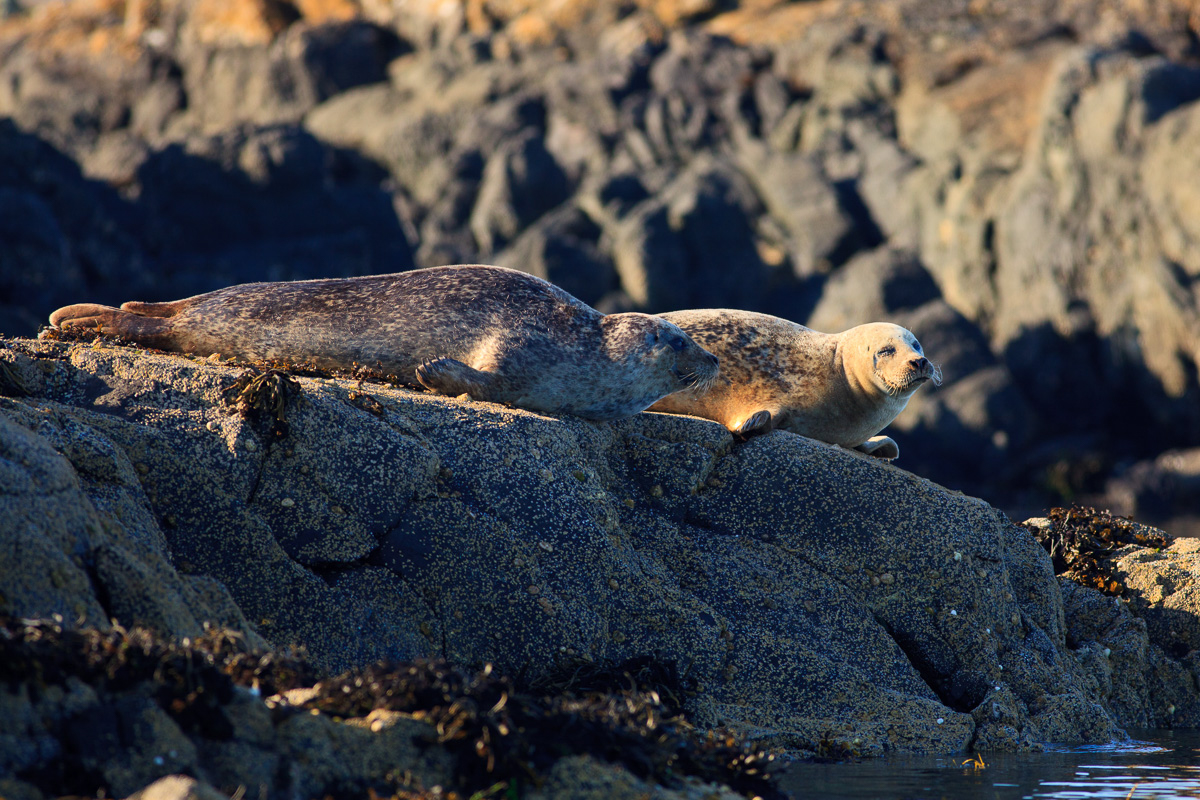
xmin=3 ymin=0 xmax=1199 ymax=530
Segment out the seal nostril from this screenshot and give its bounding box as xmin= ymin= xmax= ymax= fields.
xmin=708 ymin=353 xmax=719 ymax=366
xmin=912 ymin=357 xmax=929 ymax=370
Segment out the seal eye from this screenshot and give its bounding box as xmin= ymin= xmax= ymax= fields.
xmin=669 ymin=335 xmax=687 ymax=351
xmin=877 ymin=345 xmax=896 ymax=357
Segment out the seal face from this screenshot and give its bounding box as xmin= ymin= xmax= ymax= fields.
xmin=44 ymin=265 xmax=720 ymax=421
xmin=648 ymin=310 xmax=941 ymax=458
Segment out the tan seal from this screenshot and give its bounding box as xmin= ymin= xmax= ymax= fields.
xmin=649 ymin=310 xmax=941 ymax=458
xmin=44 ymin=265 xmax=720 ymax=421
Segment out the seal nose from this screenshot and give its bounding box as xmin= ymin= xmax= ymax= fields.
xmin=706 ymin=352 xmax=719 ymax=367
xmin=911 ymin=356 xmax=930 ymax=372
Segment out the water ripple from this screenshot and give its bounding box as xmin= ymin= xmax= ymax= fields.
xmin=781 ymin=730 xmax=1200 ymax=799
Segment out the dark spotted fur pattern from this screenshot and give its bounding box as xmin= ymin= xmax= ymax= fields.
xmin=45 ymin=265 xmax=719 ymax=421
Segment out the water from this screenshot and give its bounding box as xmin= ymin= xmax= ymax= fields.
xmin=780 ymin=730 xmax=1200 ymax=799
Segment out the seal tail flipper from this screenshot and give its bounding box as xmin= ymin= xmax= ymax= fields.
xmin=415 ymin=358 xmax=501 ymax=400
xmin=47 ymin=303 xmax=175 ymax=349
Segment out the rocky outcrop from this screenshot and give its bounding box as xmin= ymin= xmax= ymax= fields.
xmin=4 ymin=337 xmax=1194 ymax=759
xmin=1024 ymin=510 xmax=1200 ymax=728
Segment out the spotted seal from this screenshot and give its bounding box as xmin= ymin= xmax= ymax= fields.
xmin=44 ymin=265 xmax=720 ymax=421
xmin=648 ymin=310 xmax=941 ymax=458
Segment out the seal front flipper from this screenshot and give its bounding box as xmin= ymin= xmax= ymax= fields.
xmin=856 ymin=435 xmax=899 ymax=460
xmin=415 ymin=358 xmax=499 ymax=400
xmin=730 ymin=409 xmax=773 ymax=437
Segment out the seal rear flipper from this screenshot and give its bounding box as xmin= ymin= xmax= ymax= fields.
xmin=49 ymin=303 xmax=117 ymax=328
xmin=856 ymin=435 xmax=899 ymax=460
xmin=120 ymin=298 xmax=200 ymax=318
xmin=415 ymin=358 xmax=500 ymax=400
xmin=47 ymin=303 xmax=174 ymax=349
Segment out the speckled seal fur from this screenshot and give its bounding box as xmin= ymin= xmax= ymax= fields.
xmin=649 ymin=310 xmax=941 ymax=459
xmin=44 ymin=265 xmax=720 ymax=421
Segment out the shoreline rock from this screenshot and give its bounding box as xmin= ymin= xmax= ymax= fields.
xmin=0 ymin=617 xmax=773 ymax=800
xmin=0 ymin=341 xmax=1183 ymax=724
xmin=3 ymin=338 xmax=1199 ymax=795
xmin=1025 ymin=507 xmax=1200 ymax=728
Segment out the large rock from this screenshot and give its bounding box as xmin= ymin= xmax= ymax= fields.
xmin=1107 ymin=449 xmax=1200 ymax=538
xmin=0 ymin=377 xmax=262 ymax=644
xmin=606 ymin=154 xmax=771 ymax=311
xmin=1023 ymin=515 xmax=1200 ymax=728
xmin=0 ymin=121 xmax=150 ymax=338
xmin=3 ymin=337 xmax=1175 ymax=755
xmin=133 ymin=124 xmax=414 ymax=291
xmin=174 ymin=19 xmax=404 ymax=134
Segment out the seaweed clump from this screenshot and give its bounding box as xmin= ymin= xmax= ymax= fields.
xmin=223 ymin=367 xmax=303 ymax=438
xmin=525 ymin=653 xmax=695 ymax=714
xmin=1022 ymin=505 xmax=1170 ymax=596
xmin=303 ymin=657 xmax=782 ymax=799
xmin=0 ymin=616 xmax=318 ymax=735
xmin=0 ymin=617 xmax=780 ymax=799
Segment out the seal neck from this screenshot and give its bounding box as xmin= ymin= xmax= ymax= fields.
xmin=834 ymin=340 xmax=883 ymax=403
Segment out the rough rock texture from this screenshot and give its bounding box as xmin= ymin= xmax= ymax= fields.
xmin=1043 ymin=535 xmax=1200 ymax=729
xmin=2 ymin=0 xmax=1199 ymax=529
xmin=0 ymin=665 xmax=455 ymax=800
xmin=5 ymin=337 xmax=1193 ymax=763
